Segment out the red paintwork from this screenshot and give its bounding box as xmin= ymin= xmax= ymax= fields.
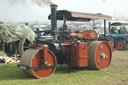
xmin=78 ymin=30 xmax=98 ymax=39
xmin=31 ymin=45 xmax=56 ymax=78
xmin=117 ymin=42 xmax=124 ymax=50
xmin=71 ymin=43 xmax=88 ymax=67
xmin=69 ymin=30 xmax=98 ymax=39
xmin=107 ymin=40 xmax=114 ymax=52
xmin=62 ymin=42 xmax=72 ymax=45
xmin=95 ymin=42 xmax=111 ymax=69
xmin=43 ymin=45 xmax=48 ymax=62
xmin=61 ymin=42 xmax=71 ymax=57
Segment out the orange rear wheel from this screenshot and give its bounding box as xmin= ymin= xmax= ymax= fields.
xmin=20 ymin=48 xmax=56 ymax=78
xmin=116 ymin=40 xmax=126 ymax=50
xmin=117 ymin=42 xmax=123 ymax=49
xmin=88 ymin=41 xmax=112 ymax=70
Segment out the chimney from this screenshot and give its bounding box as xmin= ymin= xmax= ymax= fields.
xmin=50 ymin=4 xmax=58 ymax=40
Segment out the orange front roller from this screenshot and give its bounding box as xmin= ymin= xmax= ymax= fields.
xmin=20 ymin=47 xmax=57 ymax=78
xmin=88 ymin=41 xmax=112 ymax=70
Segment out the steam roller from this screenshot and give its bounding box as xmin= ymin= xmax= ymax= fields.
xmin=88 ymin=41 xmax=112 ymax=70
xmin=20 ymin=45 xmax=57 ymax=78
xmin=19 ymin=41 xmax=112 ymax=78
xmin=18 ymin=4 xmax=114 ymax=79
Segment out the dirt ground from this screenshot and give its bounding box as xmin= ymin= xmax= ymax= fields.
xmin=106 ymin=50 xmax=128 ymax=85
xmin=111 ymin=50 xmax=128 ymax=67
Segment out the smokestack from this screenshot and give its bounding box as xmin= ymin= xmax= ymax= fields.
xmin=50 ymin=4 xmax=58 ymax=40
xmin=104 ymin=20 xmax=106 ymax=38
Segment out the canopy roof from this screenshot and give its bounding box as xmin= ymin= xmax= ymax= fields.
xmin=48 ymin=10 xmax=112 ymax=21
xmin=111 ymin=22 xmax=128 ymax=26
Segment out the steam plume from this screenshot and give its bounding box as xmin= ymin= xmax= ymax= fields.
xmin=32 ymin=0 xmax=52 ymax=6
xmin=10 ymin=0 xmax=52 ymax=6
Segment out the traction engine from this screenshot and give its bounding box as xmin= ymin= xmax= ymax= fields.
xmin=18 ymin=4 xmax=113 ymax=78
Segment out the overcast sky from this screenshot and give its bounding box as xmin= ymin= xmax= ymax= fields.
xmin=0 ymin=0 xmax=128 ymax=22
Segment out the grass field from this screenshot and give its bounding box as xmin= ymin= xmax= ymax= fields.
xmin=0 ymin=51 xmax=128 ymax=85
xmin=0 ymin=51 xmax=4 ymax=55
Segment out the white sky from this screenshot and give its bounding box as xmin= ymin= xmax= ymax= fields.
xmin=0 ymin=0 xmax=128 ymax=22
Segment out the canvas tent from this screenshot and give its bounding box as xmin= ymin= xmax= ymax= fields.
xmin=0 ymin=24 xmax=35 ymax=43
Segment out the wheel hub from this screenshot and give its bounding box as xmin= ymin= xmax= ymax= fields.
xmin=100 ymin=53 xmax=106 ymax=59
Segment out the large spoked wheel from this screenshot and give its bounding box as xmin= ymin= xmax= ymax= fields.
xmin=88 ymin=41 xmax=112 ymax=70
xmin=116 ymin=40 xmax=126 ymax=50
xmin=18 ymin=38 xmax=32 ymax=56
xmin=20 ymin=48 xmax=57 ymax=78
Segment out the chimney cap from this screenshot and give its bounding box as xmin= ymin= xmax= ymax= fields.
xmin=50 ymin=4 xmax=58 ymax=8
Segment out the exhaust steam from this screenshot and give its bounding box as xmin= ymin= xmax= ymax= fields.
xmin=9 ymin=0 xmax=52 ymax=7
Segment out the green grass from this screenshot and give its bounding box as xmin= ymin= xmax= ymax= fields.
xmin=0 ymin=64 xmax=128 ymax=85
xmin=0 ymin=51 xmax=4 ymax=55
